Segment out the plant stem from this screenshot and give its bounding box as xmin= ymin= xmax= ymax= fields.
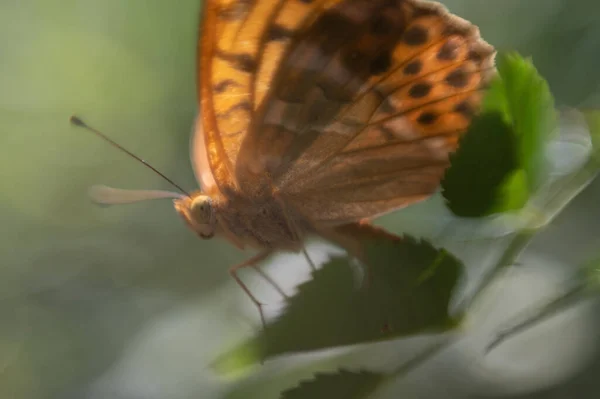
xmin=458 ymin=230 xmax=535 ymax=313
xmin=486 ymin=280 xmax=588 ymax=352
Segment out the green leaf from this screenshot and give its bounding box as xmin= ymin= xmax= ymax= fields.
xmin=441 ymin=112 xmax=521 ymax=216
xmin=280 ymin=370 xmax=385 ymax=399
xmin=494 ymin=53 xmax=557 ymax=191
xmin=442 ymin=52 xmax=556 ymax=217
xmin=490 ymin=168 xmax=529 ymax=213
xmin=213 ymin=236 xmax=463 ymax=371
xmin=482 ymin=75 xmax=511 ymax=124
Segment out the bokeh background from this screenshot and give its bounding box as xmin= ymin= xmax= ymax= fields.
xmin=1 ymin=0 xmax=600 ymax=398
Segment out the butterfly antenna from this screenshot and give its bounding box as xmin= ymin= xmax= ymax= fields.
xmin=70 ymin=115 xmax=190 ymax=197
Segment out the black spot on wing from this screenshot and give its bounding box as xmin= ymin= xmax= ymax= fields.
xmin=408 ymin=82 xmax=432 ymax=98
xmin=437 ymin=40 xmax=460 ymax=61
xmin=268 ymin=24 xmax=295 ymax=42
xmin=403 ymin=59 xmax=422 ymax=75
xmin=402 ymin=25 xmax=428 ymax=46
xmin=215 ymin=50 xmax=257 ymax=73
xmin=445 ymin=68 xmax=470 ymax=88
xmin=213 ymin=79 xmax=241 ymax=94
xmin=454 ymin=101 xmax=475 ymax=118
xmin=417 ymin=111 xmax=438 ymax=125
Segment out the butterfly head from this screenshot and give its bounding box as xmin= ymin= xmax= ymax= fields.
xmin=174 ymin=193 xmax=217 ymax=239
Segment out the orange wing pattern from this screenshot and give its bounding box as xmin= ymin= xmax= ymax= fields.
xmin=196 ymin=0 xmax=343 ymax=196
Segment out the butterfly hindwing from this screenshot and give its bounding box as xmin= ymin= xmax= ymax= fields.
xmin=239 ymin=0 xmax=494 ymax=222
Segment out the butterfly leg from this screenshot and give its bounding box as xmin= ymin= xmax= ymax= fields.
xmin=229 ymin=249 xmax=288 ymax=328
xmin=230 ymin=251 xmax=270 ymax=328
xmin=250 ymin=263 xmax=289 ymax=299
xmin=301 ymin=246 xmax=317 ymax=272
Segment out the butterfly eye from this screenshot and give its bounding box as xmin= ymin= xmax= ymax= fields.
xmin=190 ymin=195 xmax=214 ymax=225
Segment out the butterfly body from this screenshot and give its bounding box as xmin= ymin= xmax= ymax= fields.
xmin=175 ymin=189 xmax=311 ymax=251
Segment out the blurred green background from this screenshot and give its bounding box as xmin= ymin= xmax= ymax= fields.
xmin=1 ymin=1 xmax=600 ymax=398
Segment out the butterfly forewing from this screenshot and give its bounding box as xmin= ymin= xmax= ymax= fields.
xmin=196 ymin=0 xmax=342 ymax=196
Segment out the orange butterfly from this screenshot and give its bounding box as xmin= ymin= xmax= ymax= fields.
xmin=74 ymin=0 xmax=495 ymax=325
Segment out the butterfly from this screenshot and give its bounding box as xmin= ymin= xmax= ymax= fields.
xmin=75 ymin=0 xmax=495 ymax=326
